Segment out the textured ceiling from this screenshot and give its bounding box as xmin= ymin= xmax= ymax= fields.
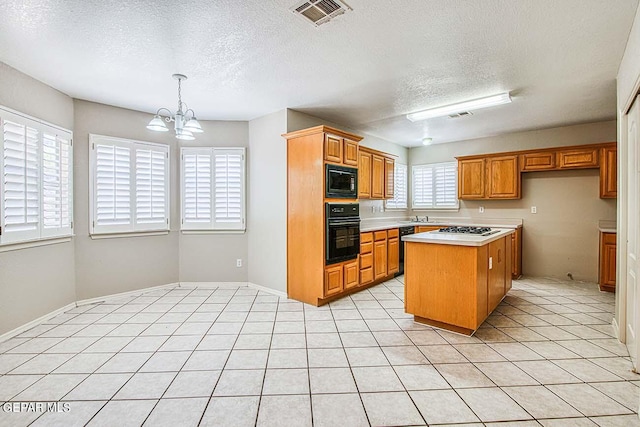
xmin=0 ymin=0 xmax=637 ymax=146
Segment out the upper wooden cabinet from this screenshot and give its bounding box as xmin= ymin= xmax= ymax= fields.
xmin=358 ymin=151 xmax=372 ymax=198
xmin=371 ymin=155 xmax=385 ymax=199
xmin=486 ymin=155 xmax=520 ymax=199
xmin=600 ymin=145 xmax=617 ymax=198
xmin=557 ymin=147 xmax=599 ymax=169
xmin=520 ymin=152 xmax=555 ymax=171
xmin=324 ymin=135 xmax=342 ymax=164
xmin=385 ymin=158 xmax=395 ymax=198
xmin=343 ymin=139 xmax=359 ymax=166
xmin=359 ymin=147 xmax=396 ymax=200
xmin=458 ymin=158 xmax=486 ymax=199
xmin=459 ymin=142 xmax=616 ymax=201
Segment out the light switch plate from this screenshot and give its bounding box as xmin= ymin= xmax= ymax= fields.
xmin=479 ymin=206 xmax=485 ymax=213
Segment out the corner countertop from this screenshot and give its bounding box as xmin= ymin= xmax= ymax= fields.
xmin=402 ymin=228 xmax=515 ymax=247
xmin=598 ymin=220 xmax=616 ymax=233
xmin=360 ymin=217 xmax=523 ymax=233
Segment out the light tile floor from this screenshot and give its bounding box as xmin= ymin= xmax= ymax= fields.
xmin=0 ymin=276 xmax=638 ymax=426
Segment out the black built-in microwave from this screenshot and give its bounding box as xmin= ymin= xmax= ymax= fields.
xmin=325 ymin=164 xmax=358 ymax=199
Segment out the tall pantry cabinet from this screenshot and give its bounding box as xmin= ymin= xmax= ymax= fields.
xmin=284 ymin=126 xmax=363 ymax=306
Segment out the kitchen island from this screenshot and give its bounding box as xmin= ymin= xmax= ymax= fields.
xmin=403 ymin=228 xmax=514 ymax=335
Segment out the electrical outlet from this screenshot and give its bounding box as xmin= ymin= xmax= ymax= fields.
xmin=479 ymin=206 xmax=485 ymax=213
xmin=371 ymin=206 xmax=375 ymax=213
xmin=236 ymin=259 xmax=242 ymax=268
xmin=531 ymin=206 xmax=537 ymax=214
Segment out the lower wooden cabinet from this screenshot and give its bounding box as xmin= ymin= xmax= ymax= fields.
xmin=387 ymin=228 xmax=399 ymax=275
xmin=373 ymin=231 xmax=388 ymax=280
xmin=511 ymin=228 xmax=522 ymax=279
xmin=416 ymin=225 xmax=441 ymax=233
xmin=344 ymin=259 xmax=359 ymax=289
xmin=599 ymin=232 xmax=616 ymax=292
xmin=324 ymin=264 xmax=343 ymax=297
xmin=360 ymin=232 xmax=374 ymax=285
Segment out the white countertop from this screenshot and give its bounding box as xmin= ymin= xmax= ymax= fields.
xmin=598 ymin=220 xmax=616 ymax=233
xmin=402 ymin=228 xmax=515 ymax=247
xmin=360 ymin=217 xmax=523 ymax=233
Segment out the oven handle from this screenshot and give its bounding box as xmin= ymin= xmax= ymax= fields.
xmin=327 ymin=220 xmax=361 ymax=227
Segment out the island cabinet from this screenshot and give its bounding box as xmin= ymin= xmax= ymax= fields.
xmin=599 ymin=232 xmax=616 ymax=292
xmin=358 ymin=147 xmax=396 ymax=200
xmin=404 ymin=230 xmax=513 ymax=335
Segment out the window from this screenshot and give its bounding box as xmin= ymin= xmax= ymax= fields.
xmin=412 ymin=161 xmax=459 ymax=209
xmin=0 ymin=107 xmax=73 ymax=245
xmin=89 ymin=134 xmax=169 ymax=235
xmin=386 ymin=163 xmax=407 ymax=209
xmin=181 ymin=147 xmax=246 ymax=232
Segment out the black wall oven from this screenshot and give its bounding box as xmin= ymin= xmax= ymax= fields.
xmin=325 ymin=164 xmax=358 ymax=199
xmin=326 ymin=203 xmax=360 ymax=265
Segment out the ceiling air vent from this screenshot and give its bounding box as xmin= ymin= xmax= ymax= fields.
xmin=448 ymin=111 xmax=474 ymax=119
xmin=291 ymin=0 xmax=352 ymax=27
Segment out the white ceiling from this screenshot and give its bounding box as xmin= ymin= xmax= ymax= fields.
xmin=0 ymin=0 xmax=637 ymax=146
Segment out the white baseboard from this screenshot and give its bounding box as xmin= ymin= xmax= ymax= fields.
xmin=0 ymin=302 xmax=77 ymax=343
xmin=248 ymin=282 xmax=288 ymax=299
xmin=76 ymin=283 xmax=180 ymax=306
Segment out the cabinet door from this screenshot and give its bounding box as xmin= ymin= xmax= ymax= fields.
xmin=360 ymin=267 xmax=374 ymax=285
xmin=486 ymin=155 xmax=520 ymax=199
xmin=599 ymin=232 xmax=616 ymax=291
xmin=371 ymin=155 xmax=385 ymax=199
xmin=387 ymin=237 xmax=399 ymax=275
xmin=557 ymin=148 xmax=599 ymax=169
xmin=520 ymin=152 xmax=555 ymax=171
xmin=324 ymin=135 xmax=343 ymax=163
xmin=344 ymin=259 xmax=359 ymax=289
xmin=343 ymin=139 xmax=359 ymax=166
xmin=384 ymin=157 xmax=395 ymax=199
xmin=358 ymin=152 xmax=372 ymax=198
xmin=416 ymin=226 xmax=441 ymax=233
xmin=458 ymin=158 xmax=485 ymax=199
xmin=324 ymin=264 xmax=344 ymax=297
xmin=600 ymin=146 xmax=617 ymax=198
xmin=487 ymin=237 xmax=506 ymax=313
xmin=373 ymin=238 xmax=388 ymax=280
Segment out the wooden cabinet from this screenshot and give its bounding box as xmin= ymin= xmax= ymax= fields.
xmin=373 ymin=231 xmax=388 ymax=280
xmin=344 ymin=258 xmax=359 ymax=289
xmin=343 ymin=139 xmax=359 ymax=166
xmin=324 ymin=135 xmax=342 ymax=164
xmin=599 ymin=232 xmax=616 ymax=292
xmin=358 ymin=151 xmax=372 ymax=198
xmin=384 ymin=157 xmax=395 ymax=198
xmin=458 ymin=158 xmax=486 ymax=199
xmin=486 ymin=155 xmax=520 ymax=199
xmin=360 ymin=232 xmax=374 ymax=285
xmin=488 ymin=237 xmax=507 ymax=313
xmin=520 ymin=152 xmax=555 ymax=171
xmin=358 ymin=147 xmax=396 ymax=200
xmin=387 ymin=228 xmax=399 ymax=275
xmin=600 ymin=145 xmax=617 ymax=198
xmin=371 ymin=154 xmax=385 ymax=199
xmin=557 ymin=147 xmax=599 ymax=169
xmin=324 ymin=264 xmax=343 ymax=297
xmin=416 ymin=226 xmax=441 ymax=233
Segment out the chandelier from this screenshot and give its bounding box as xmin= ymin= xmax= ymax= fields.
xmin=146 ymin=74 xmax=203 ymax=140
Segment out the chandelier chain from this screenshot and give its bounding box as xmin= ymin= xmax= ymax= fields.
xmin=177 ymin=78 xmax=183 ymax=112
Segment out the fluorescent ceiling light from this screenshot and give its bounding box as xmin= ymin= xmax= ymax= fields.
xmin=407 ymin=92 xmax=512 ymax=122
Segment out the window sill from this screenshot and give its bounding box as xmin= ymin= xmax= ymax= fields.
xmin=90 ymin=230 xmax=170 ymax=240
xmin=181 ymin=230 xmax=246 ymax=235
xmin=412 ymin=207 xmax=460 ymax=212
xmin=0 ymin=236 xmax=73 ymax=253
xmin=384 ymin=207 xmax=409 ymax=210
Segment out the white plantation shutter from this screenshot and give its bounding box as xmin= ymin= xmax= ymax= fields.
xmin=0 ymin=107 xmax=73 ymax=246
xmin=135 ymin=147 xmax=169 ymax=230
xmin=181 ymin=147 xmax=245 ymax=231
xmin=90 ymin=135 xmax=169 ymax=235
xmin=182 ymin=149 xmax=212 ymax=229
xmin=386 ymin=163 xmax=407 ymax=209
xmin=412 ymin=162 xmax=459 ymax=209
xmin=41 ymin=132 xmax=72 ymax=237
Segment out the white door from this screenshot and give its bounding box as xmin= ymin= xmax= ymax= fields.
xmin=626 ymin=96 xmax=640 ymax=369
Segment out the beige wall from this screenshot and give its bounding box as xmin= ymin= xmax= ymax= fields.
xmin=409 ymin=120 xmax=618 ymax=282
xmin=178 ymin=121 xmax=249 ymax=282
xmin=73 ymin=100 xmax=180 ymax=299
xmin=247 ymin=110 xmax=288 ymax=293
xmin=0 ymin=63 xmax=77 ymax=335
